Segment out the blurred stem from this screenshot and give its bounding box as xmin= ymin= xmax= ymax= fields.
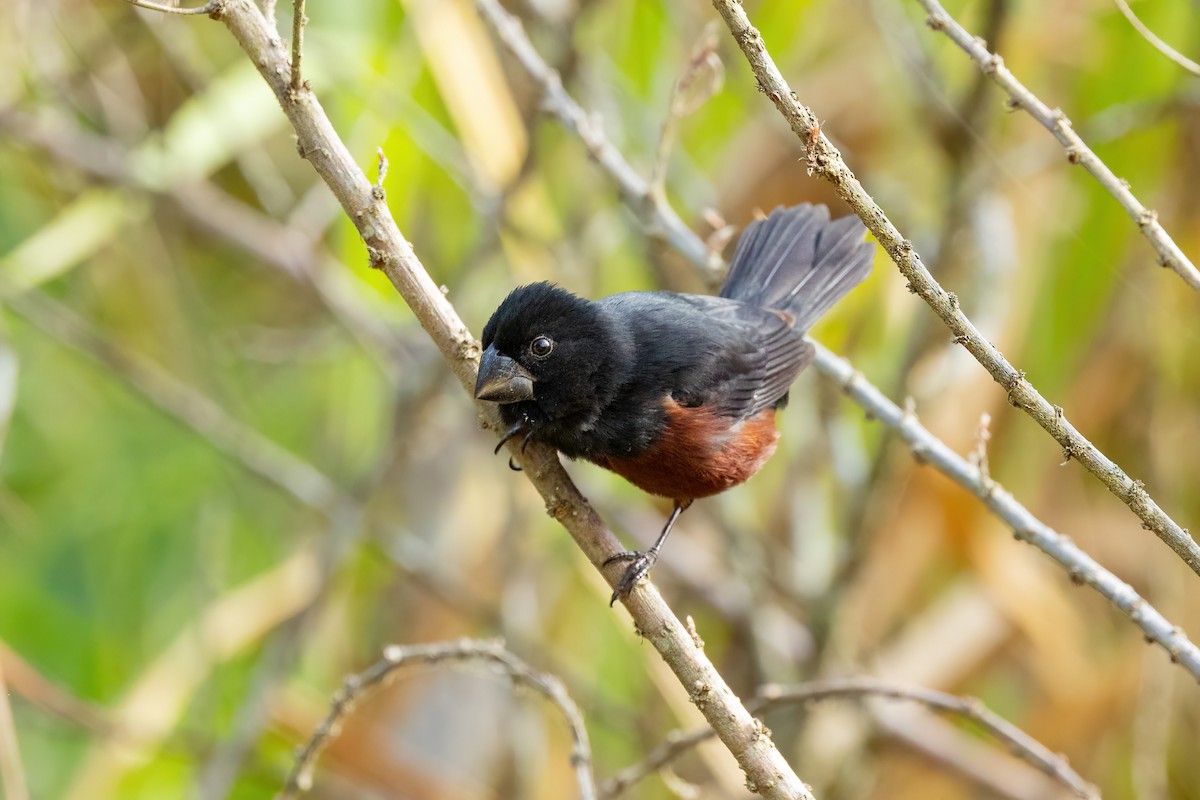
xmin=0 ymin=286 xmax=353 ymax=515
xmin=0 ymin=108 xmax=405 ymax=380
xmin=0 ymin=656 xmax=30 ymax=800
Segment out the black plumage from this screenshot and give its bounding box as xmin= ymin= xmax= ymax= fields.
xmin=478 ymin=204 xmax=874 ymax=464
xmin=476 ymin=203 xmax=875 ymax=602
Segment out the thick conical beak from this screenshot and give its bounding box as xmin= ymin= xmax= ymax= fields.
xmin=474 ymin=344 xmax=535 ymax=403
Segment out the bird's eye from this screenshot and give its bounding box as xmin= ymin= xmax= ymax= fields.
xmin=530 ymin=336 xmax=554 ymax=358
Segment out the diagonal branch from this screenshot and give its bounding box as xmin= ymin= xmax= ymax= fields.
xmin=471 ymin=0 xmax=1200 ymax=684
xmin=708 ymin=0 xmax=1200 ymax=579
xmin=603 ymin=677 xmax=1099 ymax=800
xmin=279 ymin=639 xmax=595 ymax=800
xmin=916 ymin=0 xmax=1200 ymax=290
xmin=124 ymin=1 xmax=816 ymax=797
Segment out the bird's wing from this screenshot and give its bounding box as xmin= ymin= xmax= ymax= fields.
xmin=668 ymin=294 xmax=814 ymax=420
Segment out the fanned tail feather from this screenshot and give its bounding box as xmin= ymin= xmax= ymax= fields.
xmin=720 ymin=204 xmax=873 ymax=331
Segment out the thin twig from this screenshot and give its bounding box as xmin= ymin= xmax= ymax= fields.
xmin=916 ymin=0 xmax=1200 ymax=290
xmin=473 ymin=0 xmax=1200 ymax=684
xmin=602 ymin=677 xmax=1099 ymax=800
xmin=650 ymin=23 xmax=724 ymax=198
xmin=278 ymin=639 xmax=594 ymax=799
xmin=127 ymin=0 xmax=219 ymax=14
xmin=474 ymin=0 xmax=725 ymax=283
xmin=1112 ymin=0 xmax=1200 ymax=78
xmin=124 ymin=2 xmax=815 ymax=797
xmin=709 ymin=0 xmax=1200 ymax=578
xmin=0 ymin=657 xmax=30 ymax=800
xmin=290 ymin=0 xmax=306 ymax=93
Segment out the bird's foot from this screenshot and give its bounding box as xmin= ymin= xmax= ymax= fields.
xmin=603 ymin=549 xmax=659 ymax=606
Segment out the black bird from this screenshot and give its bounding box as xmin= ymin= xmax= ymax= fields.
xmin=475 ymin=204 xmax=874 ymax=604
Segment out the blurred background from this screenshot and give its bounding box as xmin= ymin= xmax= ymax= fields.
xmin=1 ymin=0 xmax=1199 ymax=797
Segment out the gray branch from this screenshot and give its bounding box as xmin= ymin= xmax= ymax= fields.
xmin=603 ymin=677 xmax=1099 ymax=800
xmin=709 ymin=0 xmax=1200 ymax=578
xmin=915 ymin=0 xmax=1200 ymax=288
xmin=279 ymin=639 xmax=595 ymax=800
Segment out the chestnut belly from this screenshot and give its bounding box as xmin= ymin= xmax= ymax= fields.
xmin=590 ymin=402 xmax=780 ymax=502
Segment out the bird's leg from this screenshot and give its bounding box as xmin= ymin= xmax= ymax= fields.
xmin=493 ymin=419 xmax=531 ymax=455
xmin=507 ymin=427 xmax=537 ymax=471
xmin=495 ymin=416 xmax=538 ymax=470
xmin=604 ymin=500 xmax=691 ymax=606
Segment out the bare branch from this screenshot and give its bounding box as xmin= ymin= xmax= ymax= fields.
xmin=709 ymin=0 xmax=1200 ymax=578
xmin=124 ymin=1 xmax=815 ymax=796
xmin=280 ymin=639 xmax=595 ymax=800
xmin=290 ymin=0 xmax=306 ymax=93
xmin=916 ymin=0 xmax=1200 ymax=290
xmin=819 ymin=352 xmax=1200 ymax=681
xmin=603 ymin=677 xmax=1099 ymax=800
xmin=127 ymin=0 xmax=219 ymax=15
xmin=472 ymin=0 xmax=1200 ymax=684
xmin=1112 ymin=0 xmax=1200 ymax=78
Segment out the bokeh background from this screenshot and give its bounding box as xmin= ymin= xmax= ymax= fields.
xmin=1 ymin=0 xmax=1198 ymax=798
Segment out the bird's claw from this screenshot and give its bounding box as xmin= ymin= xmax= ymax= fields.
xmin=603 ymin=549 xmax=658 ymax=606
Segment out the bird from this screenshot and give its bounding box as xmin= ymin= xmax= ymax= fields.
xmin=474 ymin=204 xmax=875 ymax=605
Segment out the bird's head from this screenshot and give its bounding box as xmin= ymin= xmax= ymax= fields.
xmin=475 ymin=282 xmax=628 ymax=427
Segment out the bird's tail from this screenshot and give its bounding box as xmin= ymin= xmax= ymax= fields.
xmin=719 ymin=204 xmax=873 ymax=331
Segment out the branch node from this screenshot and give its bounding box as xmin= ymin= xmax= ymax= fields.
xmin=685 ymin=615 xmax=706 ymax=650
xmin=372 ymin=146 xmax=389 ymax=200
xmin=366 ymin=246 xmax=390 ymax=270
xmin=969 ymin=412 xmax=994 ymax=496
xmin=840 ymin=369 xmax=863 ymax=396
xmin=1005 ymin=370 xmax=1026 ymax=407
